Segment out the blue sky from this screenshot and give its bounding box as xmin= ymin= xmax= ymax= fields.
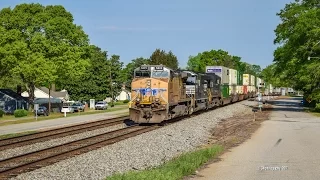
xmin=0 ymin=0 xmax=293 ymax=69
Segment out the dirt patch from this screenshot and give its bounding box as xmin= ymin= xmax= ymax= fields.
xmin=184 ymin=104 xmax=273 ymax=179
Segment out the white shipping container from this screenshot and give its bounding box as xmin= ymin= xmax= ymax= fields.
xmin=206 ymin=66 xmax=229 ymax=84
xmin=229 ymin=85 xmax=237 ymax=95
xmin=250 ymin=75 xmax=255 ymax=86
xmin=229 ymin=69 xmax=237 ymax=85
xmin=236 ymin=85 xmax=243 ymax=94
xmin=269 ymin=84 xmax=273 ymax=93
xmin=243 ymin=74 xmax=251 ymax=85
xmin=257 ymin=78 xmax=262 ymax=87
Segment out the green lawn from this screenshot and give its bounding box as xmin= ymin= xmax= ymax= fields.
xmin=0 ymin=131 xmax=38 ymax=140
xmin=106 ymin=145 xmax=223 ymax=180
xmin=0 ymin=106 xmax=128 ymax=127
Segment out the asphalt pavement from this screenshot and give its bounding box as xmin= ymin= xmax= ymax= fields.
xmin=192 ymin=97 xmax=320 ymax=180
xmin=0 ymin=108 xmax=128 ymax=135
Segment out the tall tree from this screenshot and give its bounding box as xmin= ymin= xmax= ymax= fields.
xmin=109 ymin=55 xmax=124 ymax=104
xmin=59 ymin=45 xmax=109 ymax=101
xmin=273 ymin=0 xmax=320 ymax=101
xmin=149 ymin=49 xmax=179 ymax=70
xmin=0 ymin=3 xmax=90 ymax=107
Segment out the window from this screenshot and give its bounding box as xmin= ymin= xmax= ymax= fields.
xmin=135 ymin=71 xmax=150 ymax=78
xmin=151 ymin=70 xmax=169 ymax=78
xmin=227 ymin=70 xmax=229 ymax=75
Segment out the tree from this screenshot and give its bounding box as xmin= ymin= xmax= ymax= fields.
xmin=149 ymin=49 xmax=179 ymax=70
xmin=109 ymin=55 xmax=124 ymax=104
xmin=273 ymin=0 xmax=320 ymax=102
xmin=187 ymin=49 xmax=249 ymax=72
xmin=58 ymin=45 xmax=110 ymax=101
xmin=0 ymin=3 xmax=90 ymax=110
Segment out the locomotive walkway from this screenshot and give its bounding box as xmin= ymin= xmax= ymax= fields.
xmin=0 ymin=108 xmax=128 ymax=136
xmin=192 ymin=97 xmax=320 ymax=180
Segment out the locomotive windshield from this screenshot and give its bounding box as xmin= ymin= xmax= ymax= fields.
xmin=134 ymin=71 xmax=151 ymax=78
xmin=151 ymin=70 xmax=169 ymax=78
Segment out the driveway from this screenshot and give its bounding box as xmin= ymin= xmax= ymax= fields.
xmin=192 ymin=97 xmax=320 ymax=180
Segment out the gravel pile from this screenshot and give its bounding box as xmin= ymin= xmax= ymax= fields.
xmin=11 ymin=100 xmax=256 ymax=180
xmin=0 ymin=124 xmax=126 ymax=160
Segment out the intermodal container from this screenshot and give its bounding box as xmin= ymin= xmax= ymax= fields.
xmin=243 ymin=74 xmax=251 ymax=85
xmin=250 ymin=75 xmax=255 ymax=86
xmin=256 ymin=78 xmax=262 ymax=88
xmin=229 ymin=69 xmax=237 ymax=85
xmin=221 ymin=84 xmax=230 ymax=98
xmin=237 ymin=70 xmax=243 ymax=85
xmin=236 ymin=85 xmax=243 ymax=94
xmin=243 ymin=85 xmax=248 ymax=94
xmin=229 ymin=85 xmax=237 ymax=95
xmin=206 ymin=66 xmax=229 ymax=84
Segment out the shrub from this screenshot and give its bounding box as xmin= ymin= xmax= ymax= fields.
xmin=14 ymin=109 xmax=28 ymax=118
xmin=0 ymin=109 xmax=4 ymax=118
xmin=315 ymin=103 xmax=320 ymax=112
xmin=123 ymin=99 xmax=130 ymax=103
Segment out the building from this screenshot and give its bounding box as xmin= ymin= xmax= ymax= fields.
xmin=0 ymin=89 xmax=29 ymax=114
xmin=22 ymin=87 xmax=70 ymax=102
xmin=115 ymin=85 xmax=131 ymax=101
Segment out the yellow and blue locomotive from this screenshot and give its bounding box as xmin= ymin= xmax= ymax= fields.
xmin=128 ymin=65 xmax=222 ymax=123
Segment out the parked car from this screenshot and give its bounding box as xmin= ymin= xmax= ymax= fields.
xmin=95 ymin=101 xmax=108 ymax=110
xmin=71 ymin=102 xmax=85 ymax=112
xmin=61 ymin=105 xmax=75 ymax=113
xmin=35 ymin=106 xmax=49 ymax=116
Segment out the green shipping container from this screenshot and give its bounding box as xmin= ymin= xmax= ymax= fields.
xmin=221 ymin=84 xmax=230 ymax=98
xmin=237 ymin=71 xmax=243 ymax=85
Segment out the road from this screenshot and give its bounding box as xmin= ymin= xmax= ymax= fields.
xmin=192 ymin=97 xmax=320 ymax=180
xmin=0 ymin=108 xmax=128 ymax=135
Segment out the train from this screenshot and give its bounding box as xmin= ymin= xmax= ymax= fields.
xmin=128 ymin=64 xmax=274 ymax=124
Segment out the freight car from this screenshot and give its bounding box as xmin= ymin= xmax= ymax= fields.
xmin=128 ymin=64 xmax=270 ymax=124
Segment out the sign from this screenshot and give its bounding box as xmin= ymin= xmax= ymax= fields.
xmin=140 ymin=66 xmax=148 ymax=70
xmin=206 ymin=68 xmax=222 ymax=73
xmin=154 ymin=66 xmax=163 ymax=70
xmin=34 ymin=104 xmax=39 ymax=111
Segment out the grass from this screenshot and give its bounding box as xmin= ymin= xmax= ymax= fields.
xmin=106 ymin=145 xmax=223 ymax=180
xmin=0 ymin=106 xmax=128 ymax=127
xmin=0 ymin=131 xmax=37 ymax=140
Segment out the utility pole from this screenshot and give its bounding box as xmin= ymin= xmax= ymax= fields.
xmin=109 ymin=59 xmax=114 ymax=107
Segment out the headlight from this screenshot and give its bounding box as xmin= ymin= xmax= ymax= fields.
xmin=136 ymin=98 xmax=140 ymax=102
xmin=155 ymin=98 xmax=160 ymax=102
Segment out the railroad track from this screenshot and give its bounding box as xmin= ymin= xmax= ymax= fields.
xmin=0 ymin=116 xmax=129 ymax=151
xmin=0 ymin=125 xmax=159 ymax=179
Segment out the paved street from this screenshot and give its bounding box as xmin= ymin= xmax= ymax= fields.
xmin=192 ymin=97 xmax=320 ymax=180
xmin=0 ymin=108 xmax=128 ymax=135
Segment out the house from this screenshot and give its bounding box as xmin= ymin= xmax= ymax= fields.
xmin=0 ymin=89 xmax=29 ymax=114
xmin=115 ymin=85 xmax=131 ymax=101
xmin=22 ymin=87 xmax=70 ymax=102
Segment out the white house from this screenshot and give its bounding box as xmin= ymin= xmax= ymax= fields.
xmin=115 ymin=85 xmax=131 ymax=101
xmin=22 ymin=87 xmax=70 ymax=102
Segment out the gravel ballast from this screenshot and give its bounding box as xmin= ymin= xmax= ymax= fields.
xmin=11 ymin=100 xmax=256 ymax=180
xmin=0 ymin=124 xmax=126 ymax=160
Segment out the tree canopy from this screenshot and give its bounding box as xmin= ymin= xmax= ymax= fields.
xmin=272 ymin=0 xmax=320 ymax=101
xmin=0 ymin=3 xmax=90 ymax=102
xmin=187 ymin=49 xmax=262 ymax=76
xmin=149 ymin=49 xmax=179 ymax=70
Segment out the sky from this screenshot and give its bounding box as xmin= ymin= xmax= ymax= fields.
xmin=0 ymin=0 xmax=293 ymax=69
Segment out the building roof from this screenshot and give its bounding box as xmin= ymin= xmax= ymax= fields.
xmin=0 ymin=89 xmax=29 ymax=102
xmin=39 ymin=87 xmax=68 ymax=98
